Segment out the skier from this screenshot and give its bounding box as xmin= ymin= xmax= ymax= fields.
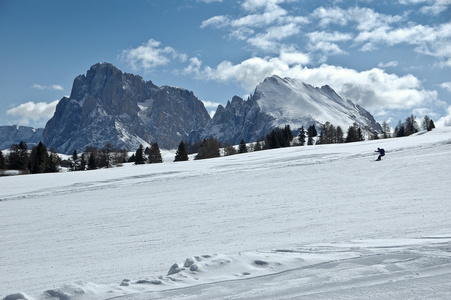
xmin=375 ymin=148 xmax=385 ymax=161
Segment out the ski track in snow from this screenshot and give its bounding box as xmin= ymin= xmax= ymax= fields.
xmin=1 ymin=128 xmax=451 ymax=299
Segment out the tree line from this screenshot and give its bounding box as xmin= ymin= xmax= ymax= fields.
xmin=0 ymin=141 xmax=60 ymax=175
xmin=0 ymin=114 xmax=435 ymax=175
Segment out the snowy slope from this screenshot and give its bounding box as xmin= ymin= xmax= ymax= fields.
xmin=254 ymin=75 xmax=381 ymax=132
xmin=1 ymin=128 xmax=451 ymax=299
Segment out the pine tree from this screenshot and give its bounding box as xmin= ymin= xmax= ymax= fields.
xmin=80 ymin=153 xmax=87 ymax=171
xmin=238 ymin=139 xmax=248 ymax=153
xmin=46 ymin=150 xmax=60 ymax=173
xmin=394 ymin=120 xmax=405 ymax=137
xmin=405 ymin=114 xmax=419 ymax=136
xmin=195 ymin=137 xmax=220 ymax=160
xmin=30 ymin=141 xmax=48 ymax=174
xmin=422 ymin=115 xmax=435 ymax=131
xmin=174 ymin=141 xmax=189 ymax=162
xmin=428 ymin=119 xmax=435 ymax=131
xmin=135 ymin=144 xmax=146 ymax=164
xmin=0 ymin=150 xmax=5 ymax=169
xmin=72 ymin=149 xmax=78 ymax=162
xmin=298 ymin=126 xmax=306 ymax=146
xmin=335 ymin=126 xmax=344 ymax=143
xmin=345 ymin=125 xmax=358 ymax=143
xmin=8 ymin=142 xmax=29 ymax=171
xmin=88 ymin=152 xmax=97 ymax=170
xmin=307 ymin=125 xmax=317 ymax=145
xmin=148 ymin=143 xmax=163 ymax=163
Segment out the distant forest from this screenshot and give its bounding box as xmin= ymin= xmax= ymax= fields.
xmin=0 ymin=114 xmax=434 ymax=176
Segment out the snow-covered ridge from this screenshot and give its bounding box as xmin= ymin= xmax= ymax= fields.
xmin=254 ymin=75 xmax=379 ymax=131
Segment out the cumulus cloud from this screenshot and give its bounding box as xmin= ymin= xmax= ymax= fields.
xmin=122 ymin=39 xmax=187 ymax=71
xmin=436 ymin=106 xmax=451 ymax=127
xmin=200 ymin=0 xmax=307 ymax=52
xmin=6 ymin=100 xmax=59 ymax=126
xmin=439 ymin=82 xmax=451 ymax=92
xmin=355 ymin=23 xmax=451 ymax=66
xmin=32 ymin=84 xmax=64 ymax=91
xmin=399 ymin=0 xmax=451 ymax=15
xmin=184 ymin=52 xmax=437 ymax=115
xmin=311 ymin=6 xmax=403 ymax=31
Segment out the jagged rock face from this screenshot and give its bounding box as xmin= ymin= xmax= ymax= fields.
xmin=0 ymin=126 xmax=44 ymax=150
xmin=43 ymin=63 xmax=210 ymax=154
xmin=190 ymin=75 xmax=382 ymax=145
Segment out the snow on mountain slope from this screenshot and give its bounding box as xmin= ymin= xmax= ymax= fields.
xmin=1 ymin=128 xmax=451 ymax=299
xmin=254 ymin=75 xmax=381 ymax=132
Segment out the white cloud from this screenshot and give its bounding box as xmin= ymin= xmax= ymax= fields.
xmin=202 ymin=100 xmax=221 ymax=108
xmin=32 ymin=84 xmax=64 ymax=91
xmin=122 ymin=39 xmax=187 ymax=71
xmin=201 ymin=15 xmax=230 ymax=28
xmin=436 ymin=106 xmax=451 ymax=127
xmin=439 ymin=81 xmax=451 ymax=92
xmin=6 ymin=100 xmax=59 ymax=126
xmin=355 ymin=23 xmax=451 ymax=66
xmin=311 ymin=6 xmax=403 ymax=31
xmin=399 ymin=0 xmax=451 ymax=15
xmin=378 ymin=61 xmax=399 ymax=68
xmin=200 ymin=0 xmax=307 ymax=52
xmin=185 ymin=52 xmax=437 ymax=115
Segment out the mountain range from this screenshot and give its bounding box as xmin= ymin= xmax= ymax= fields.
xmin=1 ymin=63 xmax=381 ymax=153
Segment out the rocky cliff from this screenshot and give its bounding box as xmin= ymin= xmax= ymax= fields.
xmin=43 ymin=63 xmax=210 ymax=153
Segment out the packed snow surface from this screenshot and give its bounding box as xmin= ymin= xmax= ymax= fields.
xmin=1 ymin=128 xmax=451 ymax=299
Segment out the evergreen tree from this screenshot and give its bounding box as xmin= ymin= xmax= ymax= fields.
xmin=46 ymin=150 xmax=60 ymax=173
xmin=307 ymin=125 xmax=317 ymax=145
xmin=80 ymin=153 xmax=87 ymax=171
xmin=428 ymin=119 xmax=435 ymax=131
xmin=298 ymin=126 xmax=306 ymax=146
xmin=174 ymin=141 xmax=189 ymax=162
xmin=405 ymin=114 xmax=419 ymax=136
xmin=135 ymin=144 xmax=146 ymax=164
xmin=195 ymin=137 xmax=220 ymax=160
xmin=148 ymin=143 xmax=163 ymax=163
xmin=422 ymin=115 xmax=435 ymax=131
xmin=238 ymin=139 xmax=248 ymax=153
xmin=8 ymin=141 xmax=29 ymax=171
xmin=72 ymin=149 xmax=78 ymax=162
xmin=394 ymin=120 xmax=405 ymax=137
xmin=345 ymin=125 xmax=358 ymax=143
xmin=335 ymin=126 xmax=344 ymax=143
xmin=0 ymin=150 xmax=5 ymax=169
xmin=283 ymin=125 xmax=293 ymax=146
xmin=88 ymin=152 xmax=97 ymax=170
xmin=30 ymin=141 xmax=48 ymax=174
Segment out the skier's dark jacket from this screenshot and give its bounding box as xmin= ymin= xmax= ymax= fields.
xmin=377 ymin=148 xmax=385 ymax=156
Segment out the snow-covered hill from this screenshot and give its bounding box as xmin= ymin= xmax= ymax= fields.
xmin=1 ymin=128 xmax=451 ymax=299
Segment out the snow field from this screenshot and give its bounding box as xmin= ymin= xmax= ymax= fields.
xmin=1 ymin=128 xmax=451 ymax=299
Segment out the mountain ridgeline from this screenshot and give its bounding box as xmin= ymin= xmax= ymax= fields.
xmin=40 ymin=63 xmax=381 ymax=154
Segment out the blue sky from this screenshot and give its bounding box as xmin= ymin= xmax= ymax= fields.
xmin=1 ymin=0 xmax=450 ymax=130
